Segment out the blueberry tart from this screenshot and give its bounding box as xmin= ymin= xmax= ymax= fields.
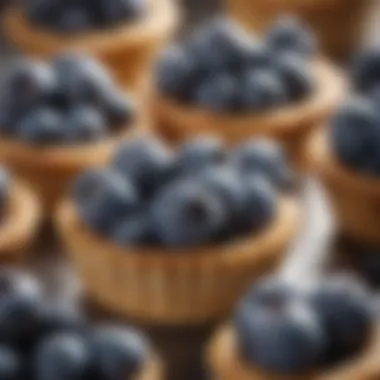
xmin=209 ymin=275 xmax=380 ymax=380
xmin=150 ymin=17 xmax=345 ymax=166
xmin=57 ymin=135 xmax=300 ymax=325
xmin=4 ymin=0 xmax=179 ymax=89
xmin=0 ymin=167 xmax=41 ymax=260
xmin=226 ymin=0 xmax=374 ymax=58
xmin=0 ymin=269 xmax=162 ymax=380
xmin=307 ymin=48 xmax=380 ymax=246
xmin=0 ymin=54 xmax=143 ymax=214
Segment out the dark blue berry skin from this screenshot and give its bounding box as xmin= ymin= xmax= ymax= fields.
xmin=234 ymin=139 xmax=294 ymax=190
xmin=16 ymin=108 xmax=64 ymax=145
xmin=238 ymin=176 xmax=276 ymax=234
xmin=195 ymin=74 xmax=239 ymax=113
xmin=25 ymin=0 xmax=62 ymax=26
xmin=275 ymin=54 xmax=314 ymax=101
xmin=0 ymin=270 xmax=45 ymax=347
xmin=88 ymin=326 xmax=148 ymax=380
xmin=155 ymin=46 xmax=201 ymax=102
xmin=235 ymin=279 xmax=325 ymax=374
xmin=309 ymin=276 xmax=374 ymax=362
xmin=53 ymin=53 xmax=114 ymax=106
xmin=330 ymin=97 xmax=380 ymax=173
xmin=101 ymin=0 xmax=145 ymax=25
xmin=266 ymin=16 xmax=316 ymax=58
xmin=188 ymin=19 xmax=270 ymax=72
xmin=72 ymin=168 xmax=139 ymax=234
xmin=111 ymin=215 xmax=153 ymax=246
xmin=177 ymin=137 xmax=227 ymax=173
xmin=239 ymin=69 xmax=287 ymax=111
xmin=3 ymin=60 xmax=56 ymax=114
xmin=103 ymin=91 xmax=135 ymax=129
xmin=33 ymin=334 xmax=90 ymax=380
xmin=0 ymin=168 xmax=10 ymax=212
xmin=150 ymin=179 xmax=227 ymax=247
xmin=0 ymin=346 xmax=21 ymax=380
xmin=56 ymin=7 xmax=91 ymax=33
xmin=63 ymin=106 xmax=105 ymax=143
xmin=112 ymin=138 xmax=175 ymax=198
xmin=352 ymin=49 xmax=380 ymax=94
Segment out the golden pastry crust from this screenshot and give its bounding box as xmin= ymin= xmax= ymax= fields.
xmin=135 ymin=355 xmax=162 ymax=380
xmin=0 ymin=125 xmax=146 ymax=215
xmin=4 ymin=0 xmax=179 ymax=89
xmin=208 ymin=324 xmax=380 ymax=380
xmin=306 ymin=128 xmax=380 ymax=246
xmin=149 ymin=59 xmax=346 ymax=166
xmin=0 ymin=180 xmax=41 ymax=260
xmin=56 ymin=196 xmax=301 ymax=325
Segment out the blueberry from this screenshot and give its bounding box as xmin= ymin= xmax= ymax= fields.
xmin=3 ymin=60 xmax=56 ymax=114
xmin=177 ymin=137 xmax=227 ymax=173
xmin=101 ymin=0 xmax=146 ymax=25
xmin=150 ymin=179 xmax=227 ymax=247
xmin=112 ymin=138 xmax=175 ymax=198
xmin=234 ymin=139 xmax=294 ymax=190
xmin=239 ymin=69 xmax=287 ymax=111
xmin=0 ymin=270 xmax=45 ymax=346
xmin=330 ymin=97 xmax=380 ymax=172
xmin=356 ymin=249 xmax=380 ymax=287
xmin=62 ymin=106 xmax=106 ymax=143
xmin=266 ymin=16 xmax=316 ymax=58
xmin=111 ymin=214 xmax=154 ymax=246
xmin=53 ymin=53 xmax=115 ymax=106
xmin=0 ymin=167 xmax=10 ymax=212
xmin=72 ymin=168 xmax=140 ymax=234
xmin=188 ymin=19 xmax=269 ymax=71
xmin=103 ymin=91 xmax=135 ymax=129
xmin=309 ymin=276 xmax=374 ymax=362
xmin=88 ymin=326 xmax=148 ymax=380
xmin=352 ymin=48 xmax=380 ymax=93
xmin=198 ymin=166 xmax=245 ymax=236
xmin=195 ymin=74 xmax=239 ymax=112
xmin=155 ymin=46 xmax=200 ymax=102
xmin=56 ymin=7 xmax=91 ymax=33
xmin=238 ymin=175 xmax=276 ymax=234
xmin=235 ymin=279 xmax=325 ymax=373
xmin=25 ymin=0 xmax=62 ymax=26
xmin=275 ymin=54 xmax=314 ymax=101
xmin=16 ymin=107 xmax=64 ymax=144
xmin=0 ymin=346 xmax=21 ymax=380
xmin=34 ymin=333 xmax=90 ymax=380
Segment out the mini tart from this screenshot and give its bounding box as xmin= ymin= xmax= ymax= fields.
xmin=225 ymin=0 xmax=374 ymax=58
xmin=4 ymin=0 xmax=179 ymax=90
xmin=0 ymin=125 xmax=145 ymax=216
xmin=56 ymin=196 xmax=301 ymax=326
xmin=0 ymin=179 xmax=41 ymax=262
xmin=150 ymin=59 xmax=346 ymax=168
xmin=208 ymin=324 xmax=380 ymax=380
xmin=306 ymin=127 xmax=380 ymax=247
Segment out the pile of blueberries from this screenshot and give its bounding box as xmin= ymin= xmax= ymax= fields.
xmin=73 ymin=136 xmax=293 ymax=248
xmin=0 ymin=270 xmax=149 ymax=380
xmin=0 ymin=54 xmax=134 ymax=145
xmin=25 ymin=0 xmax=146 ymax=33
xmin=235 ymin=276 xmax=375 ymax=374
xmin=332 ymin=48 xmax=380 ymax=175
xmin=156 ymin=17 xmax=316 ymax=113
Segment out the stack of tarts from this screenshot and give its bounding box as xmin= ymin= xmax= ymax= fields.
xmin=307 ymin=48 xmax=380 ymax=247
xmin=0 ymin=53 xmax=143 ymax=215
xmin=57 ymin=135 xmax=301 ymax=325
xmin=209 ymin=275 xmax=380 ymax=380
xmin=4 ymin=0 xmax=179 ymax=89
xmin=150 ymin=17 xmax=346 ymax=167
